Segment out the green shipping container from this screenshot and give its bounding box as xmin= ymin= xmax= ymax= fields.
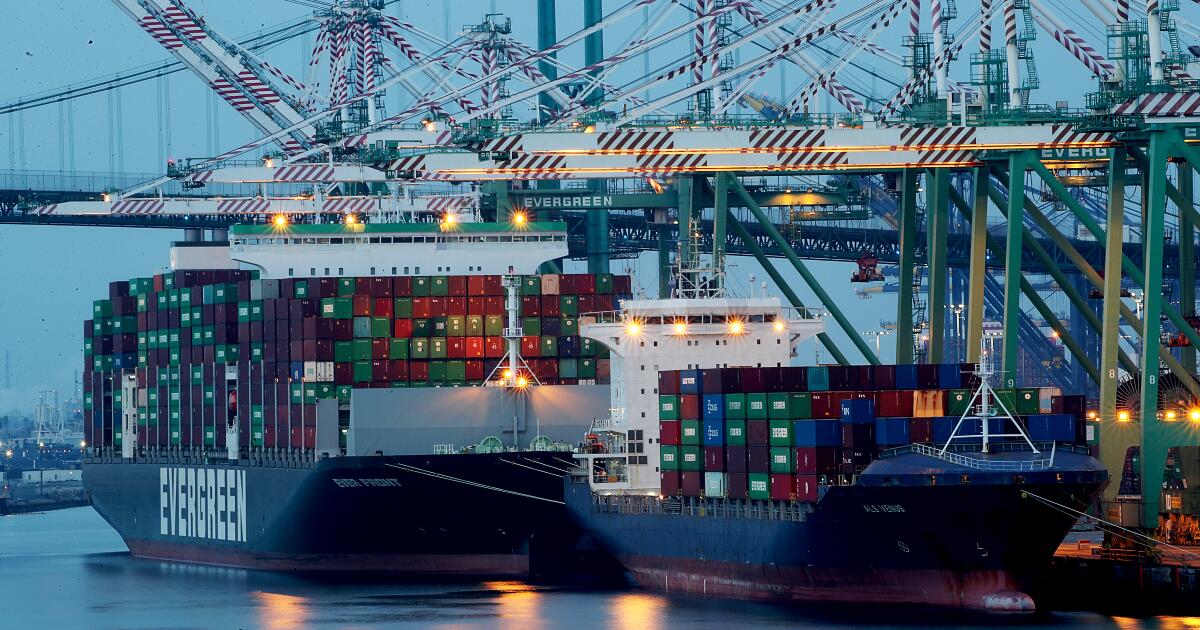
xmin=445 ymin=361 xmax=466 ymax=382
xmin=680 ymin=446 xmax=701 ymax=471
xmin=430 ymin=276 xmax=449 ymax=296
xmin=428 ymin=361 xmax=446 ymax=382
xmin=389 ymin=338 xmax=409 ymax=360
xmin=769 ymin=419 xmax=793 ymax=446
xmin=789 ymin=392 xmax=813 ymax=419
xmin=322 ymin=297 xmax=352 ymax=319
xmin=335 ymin=341 xmax=354 ymax=362
xmin=371 ymin=317 xmax=391 ymax=338
xmin=561 ymin=318 xmax=579 ymax=335
xmin=660 ymin=446 xmax=680 ymax=471
xmin=578 ymin=358 xmax=597 ymax=378
xmin=393 ymin=298 xmax=413 ymax=318
xmin=540 ymin=336 xmax=557 ymax=357
xmin=447 ymin=316 xmax=466 ymax=336
xmin=411 ymin=338 xmax=430 ymax=359
xmin=558 ymin=358 xmax=578 ymax=379
xmin=466 ymin=315 xmax=484 ymax=336
xmin=748 ymin=473 xmax=770 ymax=500
xmin=580 ymin=337 xmax=597 ymax=357
xmin=485 ymin=315 xmax=504 ymax=336
xmin=767 ymin=392 xmax=791 ymax=419
xmin=769 ymin=447 xmax=793 ymax=473
xmin=431 ymin=317 xmax=448 ymax=337
xmin=559 ymin=295 xmax=578 ymax=316
xmin=293 ymin=280 xmax=308 ymax=298
xmin=947 ymin=389 xmax=972 ymax=416
xmin=723 ymin=393 xmax=746 ymax=419
xmin=353 ymin=339 xmax=372 ymax=361
xmin=596 ymin=273 xmax=614 ymax=294
xmin=336 ymin=385 xmax=353 ymax=401
xmin=521 ymin=317 xmax=541 ymax=336
xmin=1016 ymin=388 xmax=1041 ymax=415
xmin=430 ymin=338 xmax=447 ymax=359
xmin=659 ymin=395 xmax=679 ymax=420
xmin=746 ymin=393 xmax=768 ymax=420
xmin=412 ymin=319 xmax=432 ymax=337
xmin=521 ymin=276 xmax=541 ymax=296
xmin=725 ymin=419 xmax=747 ymax=446
xmin=353 ymin=361 xmax=372 ymax=383
xmin=412 ymin=276 xmax=431 ymax=296
xmin=680 ymin=420 xmax=701 ymax=445
xmin=338 ymin=277 xmax=356 ymax=296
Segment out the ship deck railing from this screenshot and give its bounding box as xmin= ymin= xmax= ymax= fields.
xmin=881 ymin=441 xmax=1076 ymax=471
xmin=590 ymin=493 xmax=810 ymax=522
xmin=580 ymin=306 xmax=825 ymax=326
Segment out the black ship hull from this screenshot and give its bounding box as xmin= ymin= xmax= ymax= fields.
xmin=566 ymin=449 xmax=1108 ymax=610
xmin=85 ymin=451 xmax=582 ymax=577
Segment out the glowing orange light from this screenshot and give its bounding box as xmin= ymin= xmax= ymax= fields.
xmin=773 ymin=320 xmax=786 ymax=333
xmin=1117 ymin=410 xmax=1131 ymax=422
xmin=272 ymin=214 xmax=289 ymax=228
xmin=344 ymin=213 xmax=358 ymax=225
xmin=728 ymin=319 xmax=744 ymax=335
xmin=672 ymin=321 xmax=687 ymax=335
xmin=511 ymin=211 xmax=528 ymax=225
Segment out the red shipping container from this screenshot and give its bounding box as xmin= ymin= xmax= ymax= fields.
xmin=909 ymin=417 xmax=933 ymax=443
xmin=484 ymin=296 xmax=505 ymax=315
xmin=659 ymin=420 xmax=681 ymax=445
xmin=726 ymin=473 xmax=749 ymax=499
xmin=372 ymin=277 xmax=392 ymax=298
xmin=394 ymin=319 xmax=413 ymax=338
xmin=794 ymin=474 xmax=820 ymax=502
xmin=794 ymin=447 xmax=841 ymax=474
xmin=467 ymin=297 xmax=486 ymax=315
xmin=355 ymin=277 xmax=372 ymax=295
xmin=372 ymin=360 xmax=390 ymax=381
xmin=353 ymin=295 xmax=372 ymax=316
xmin=661 ymin=472 xmax=682 ymax=496
xmin=578 ymin=295 xmax=596 ymax=314
xmin=448 ymin=275 xmax=468 ymax=296
xmin=447 ymin=297 xmax=467 ymax=317
xmin=467 ymin=275 xmax=487 ymax=296
xmin=769 ymin=473 xmax=794 ymax=500
xmin=521 ymin=336 xmax=541 ymax=357
xmin=703 ymin=446 xmax=725 ymax=471
xmin=466 ymin=337 xmax=486 ymax=358
xmin=393 ymin=276 xmax=413 ymax=296
xmin=484 ymin=275 xmax=504 ymax=296
xmin=809 ymin=392 xmax=833 ymax=419
xmin=334 ymin=362 xmax=353 ymax=384
xmin=680 ymin=471 xmax=702 ymax=497
xmin=447 ymin=338 xmax=466 ymax=359
xmin=373 ymin=298 xmax=394 ymax=318
xmin=429 ymin=297 xmax=448 ymax=318
xmin=541 ymin=295 xmax=561 ymax=317
xmin=390 ymin=360 xmax=409 ymax=381
xmin=315 ymin=339 xmax=333 ymax=361
xmin=485 ymin=337 xmax=505 ymax=358
xmin=576 ymin=274 xmax=596 ymax=295
xmin=746 ymin=420 xmax=770 ymax=446
xmin=410 ymin=361 xmax=429 ymax=381
xmin=678 ymin=394 xmax=700 ymax=420
xmin=877 ymin=390 xmax=914 ymax=417
xmin=521 ymin=296 xmax=540 ymax=317
xmin=593 ymin=295 xmax=614 ymax=312
xmin=412 ymin=298 xmax=432 ymax=319
xmin=372 ymin=338 xmax=389 ymax=360
xmin=465 ymin=360 xmax=485 ymax=381
xmin=615 ymin=275 xmax=633 ymax=294
xmin=290 ymin=426 xmax=316 ymax=450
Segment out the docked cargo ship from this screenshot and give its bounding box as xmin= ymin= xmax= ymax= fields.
xmin=82 ymin=219 xmax=632 ymax=576
xmin=567 ymin=291 xmax=1107 ymax=610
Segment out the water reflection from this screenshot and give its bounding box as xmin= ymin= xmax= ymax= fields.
xmin=609 ymin=592 xmax=665 ymax=630
xmin=254 ymin=591 xmax=310 ymax=629
xmin=485 ymin=580 xmax=543 ymax=630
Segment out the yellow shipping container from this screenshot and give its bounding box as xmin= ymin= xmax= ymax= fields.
xmin=912 ymin=390 xmax=945 ymax=418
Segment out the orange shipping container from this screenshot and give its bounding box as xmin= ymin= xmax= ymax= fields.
xmin=541 ymin=274 xmax=561 ymax=295
xmin=913 ymin=390 xmax=946 ymax=418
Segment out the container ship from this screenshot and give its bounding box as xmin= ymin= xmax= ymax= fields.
xmin=566 ymin=292 xmax=1108 ymax=611
xmin=82 ymin=219 xmax=634 ymax=576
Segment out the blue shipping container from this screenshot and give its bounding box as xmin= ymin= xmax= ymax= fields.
xmin=679 ymin=369 xmax=703 ymax=395
xmin=703 ymin=418 xmax=726 ymax=446
xmin=794 ymin=419 xmax=841 ymax=447
xmin=1026 ymin=414 xmax=1075 ymax=442
xmin=932 ymin=416 xmax=1008 ymax=443
xmin=937 ymin=363 xmax=962 ymax=389
xmin=807 ymin=366 xmax=830 ymax=391
xmin=840 ymin=398 xmax=875 ymax=424
xmin=874 ymin=417 xmax=910 ymax=446
xmin=703 ymin=394 xmax=725 ymax=421
xmin=896 ymin=365 xmax=919 ymax=390
xmin=290 ymin=361 xmax=304 ymax=382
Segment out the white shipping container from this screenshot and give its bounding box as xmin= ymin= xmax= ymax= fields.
xmin=316 ymin=362 xmax=335 ymax=381
xmin=303 ymin=361 xmax=318 ymax=381
xmin=21 ymin=469 xmax=82 ymax=484
xmin=704 ymin=472 xmax=727 ymax=498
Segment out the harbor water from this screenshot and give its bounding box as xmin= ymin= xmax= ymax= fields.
xmin=0 ymin=507 xmax=1192 ymax=629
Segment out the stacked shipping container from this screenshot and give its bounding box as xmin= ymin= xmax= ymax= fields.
xmin=82 ymin=270 xmax=632 ymax=454
xmin=658 ymin=365 xmax=1090 ymax=502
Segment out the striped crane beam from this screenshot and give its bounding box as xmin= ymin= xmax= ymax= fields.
xmin=25 ymin=194 xmax=478 ymax=218
xmin=116 ymin=0 xmax=317 ymax=152
xmin=1027 ymin=0 xmax=1115 ymax=79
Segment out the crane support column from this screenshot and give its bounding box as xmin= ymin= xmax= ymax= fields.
xmin=1139 ymin=131 xmax=1171 ymax=526
xmin=712 ymin=174 xmax=728 ymax=279
xmin=1099 ymin=148 xmax=1133 ymax=503
xmin=677 ymin=175 xmax=695 ymax=290
xmin=730 ymin=177 xmax=879 ymax=365
xmin=1001 ymin=152 xmax=1029 ymax=386
xmin=727 ymin=214 xmax=849 ymax=365
xmin=584 ymin=0 xmax=609 ymax=274
xmin=1180 ymin=163 xmax=1196 ymax=374
xmin=535 ymin=0 xmax=563 ymax=277
xmin=897 ymin=169 xmax=919 ymax=364
xmin=658 ymin=226 xmax=672 ymax=299
xmin=926 ymin=169 xmax=950 ymax=362
xmin=966 ymin=168 xmax=989 ymax=363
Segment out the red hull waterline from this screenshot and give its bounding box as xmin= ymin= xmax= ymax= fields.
xmin=126 ymin=539 xmax=530 ymax=576
xmin=621 ymin=556 xmax=1035 ymax=612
